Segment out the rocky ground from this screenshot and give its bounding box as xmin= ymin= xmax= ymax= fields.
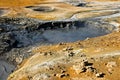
xmin=0 ymin=0 xmax=120 ymax=80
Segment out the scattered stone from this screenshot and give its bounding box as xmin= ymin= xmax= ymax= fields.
xmin=15 ymin=55 xmax=23 ymax=64
xmin=56 ymin=74 xmax=61 ymax=78
xmin=86 ymin=66 xmax=95 ymax=73
xmin=108 ymin=68 xmax=113 ymax=74
xmin=43 ymin=52 xmax=53 ymax=56
xmin=68 ymin=52 xmax=75 ymax=57
xmin=63 ymin=46 xmax=73 ymax=51
xmin=49 ymin=67 xmax=54 ymax=71
xmin=72 ymin=49 xmax=83 ymax=55
xmin=85 ymin=37 xmax=90 ymax=40
xmin=33 ymin=73 xmax=51 ymax=80
xmin=15 ymin=57 xmax=23 ymax=64
xmin=56 ymin=73 xmax=69 ymax=78
xmin=61 ymin=73 xmax=69 ymax=78
xmin=63 ymin=48 xmax=67 ymax=51
xmin=81 ymin=59 xmax=89 ymax=66
xmin=80 ymin=53 xmax=86 ymax=57
xmin=67 ymin=47 xmax=74 ymax=50
xmin=61 ymin=70 xmax=66 ymax=73
xmin=72 ymin=64 xmax=86 ymax=74
xmin=76 ymin=42 xmax=81 ymax=45
xmin=53 ymin=73 xmax=56 ymax=76
xmin=90 ymin=57 xmax=95 ymax=61
xmin=58 ymin=42 xmax=66 ymax=45
xmin=96 ymin=72 xmax=105 ymax=78
xmin=106 ymin=61 xmax=117 ymax=68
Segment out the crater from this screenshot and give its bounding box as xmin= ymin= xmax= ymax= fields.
xmin=0 ymin=19 xmax=116 ymax=48
xmin=25 ymin=6 xmax=55 ymax=12
xmin=42 ymin=21 xmax=115 ymax=43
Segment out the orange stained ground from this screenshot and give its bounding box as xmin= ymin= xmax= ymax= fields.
xmin=0 ymin=0 xmax=58 ymax=7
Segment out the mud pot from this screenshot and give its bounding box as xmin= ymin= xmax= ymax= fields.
xmin=0 ymin=18 xmax=117 ymax=47
xmin=0 ymin=17 xmax=118 ymax=80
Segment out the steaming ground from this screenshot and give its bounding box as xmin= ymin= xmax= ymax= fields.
xmin=0 ymin=0 xmax=120 ymax=80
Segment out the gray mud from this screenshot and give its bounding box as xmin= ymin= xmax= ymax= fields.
xmin=0 ymin=61 xmax=15 ymax=80
xmin=0 ymin=18 xmax=117 ymax=64
xmin=0 ymin=18 xmax=116 ymax=48
xmin=0 ymin=10 xmax=4 ymax=16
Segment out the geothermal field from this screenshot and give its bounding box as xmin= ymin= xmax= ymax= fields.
xmin=0 ymin=0 xmax=120 ymax=80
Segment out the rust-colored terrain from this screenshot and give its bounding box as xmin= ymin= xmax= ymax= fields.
xmin=0 ymin=0 xmax=120 ymax=80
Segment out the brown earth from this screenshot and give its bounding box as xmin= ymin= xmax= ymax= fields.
xmin=0 ymin=0 xmax=120 ymax=20
xmin=0 ymin=0 xmax=120 ymax=80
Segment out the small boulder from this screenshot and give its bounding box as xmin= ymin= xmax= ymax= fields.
xmin=15 ymin=56 xmax=23 ymax=64
xmin=86 ymin=66 xmax=95 ymax=73
xmin=56 ymin=73 xmax=69 ymax=78
xmin=68 ymin=52 xmax=75 ymax=57
xmin=81 ymin=60 xmax=88 ymax=66
xmin=96 ymin=72 xmax=105 ymax=78
xmin=72 ymin=64 xmax=86 ymax=74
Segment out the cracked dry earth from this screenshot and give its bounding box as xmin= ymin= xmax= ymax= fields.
xmin=0 ymin=0 xmax=120 ymax=80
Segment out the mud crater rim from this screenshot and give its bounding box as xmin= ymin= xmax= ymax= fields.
xmin=25 ymin=6 xmax=55 ymax=12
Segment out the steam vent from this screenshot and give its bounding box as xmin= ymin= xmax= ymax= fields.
xmin=0 ymin=0 xmax=120 ymax=80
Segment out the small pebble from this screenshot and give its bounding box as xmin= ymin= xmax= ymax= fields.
xmin=15 ymin=57 xmax=23 ymax=64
